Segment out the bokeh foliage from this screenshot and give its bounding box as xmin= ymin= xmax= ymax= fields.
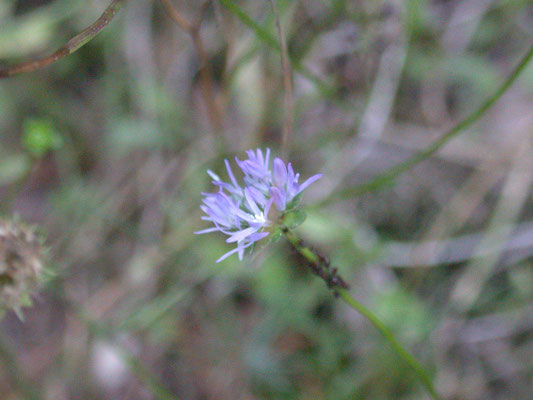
xmin=1 ymin=0 xmax=533 ymax=399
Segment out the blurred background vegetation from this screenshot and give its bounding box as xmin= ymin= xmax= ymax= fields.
xmin=1 ymin=0 xmax=533 ymax=399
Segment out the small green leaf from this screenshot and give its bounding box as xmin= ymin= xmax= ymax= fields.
xmin=285 ymin=193 xmax=302 ymax=210
xmin=22 ymin=118 xmax=63 ymax=157
xmin=282 ymin=209 xmax=306 ymax=229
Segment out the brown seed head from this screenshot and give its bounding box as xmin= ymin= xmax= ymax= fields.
xmin=0 ymin=219 xmax=45 ymax=317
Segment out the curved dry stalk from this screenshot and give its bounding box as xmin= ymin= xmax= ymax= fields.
xmin=0 ymin=0 xmax=124 ymax=78
xmin=317 ymin=43 xmax=533 ymax=207
xmin=159 ymin=0 xmax=224 ymax=133
xmin=269 ymin=0 xmax=294 ymax=158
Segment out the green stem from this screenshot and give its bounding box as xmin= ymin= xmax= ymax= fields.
xmin=0 ymin=0 xmax=124 ymax=78
xmin=337 ymin=289 xmax=441 ymax=400
xmin=219 ymin=0 xmax=335 ymax=98
xmin=318 ymin=43 xmax=533 ymax=206
xmin=282 ymin=226 xmax=348 ymax=288
xmin=282 ymin=227 xmax=441 ymax=400
xmin=282 ymin=227 xmax=318 ymax=263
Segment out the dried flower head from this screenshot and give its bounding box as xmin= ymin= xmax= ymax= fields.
xmin=196 ymin=148 xmax=322 ymax=262
xmin=0 ymin=218 xmax=45 ymax=318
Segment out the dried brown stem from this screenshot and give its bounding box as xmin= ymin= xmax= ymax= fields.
xmin=159 ymin=0 xmax=223 ymax=133
xmin=0 ymin=0 xmax=124 ymax=79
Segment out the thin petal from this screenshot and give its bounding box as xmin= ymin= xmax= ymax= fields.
xmin=216 ymin=247 xmax=241 ymax=263
xmin=227 ymin=226 xmax=257 ymax=243
xmin=264 ymin=197 xmax=274 ymax=218
xmin=194 ymin=227 xmax=219 ymax=234
xmin=244 ymin=188 xmax=261 ymax=216
xmin=256 ymin=148 xmax=264 ymax=165
xmin=298 ymin=173 xmax=322 ymax=193
xmin=272 ymin=158 xmax=287 ymax=188
xmin=248 ymin=186 xmax=267 ymax=208
xmin=207 ymin=170 xmax=220 ymax=181
xmin=269 ymin=186 xmax=286 ymax=211
xmin=225 ymin=159 xmax=240 ymax=189
xmin=238 ymin=245 xmax=245 ymax=260
xmin=265 ymin=148 xmax=271 ymax=168
xmin=287 ymin=163 xmax=295 ymax=181
xmin=248 ymin=231 xmax=269 ymax=242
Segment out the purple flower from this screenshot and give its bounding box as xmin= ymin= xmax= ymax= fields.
xmin=196 ymin=190 xmax=273 ymax=262
xmin=270 ymin=158 xmax=322 ymax=211
xmin=236 ymin=148 xmax=272 ymax=194
xmin=196 ymin=148 xmax=321 ymax=262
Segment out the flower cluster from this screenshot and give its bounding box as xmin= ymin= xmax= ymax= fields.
xmin=196 ymin=149 xmax=322 ymax=262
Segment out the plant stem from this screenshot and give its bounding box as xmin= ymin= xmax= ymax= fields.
xmin=337 ymin=289 xmax=441 ymax=400
xmin=0 ymin=0 xmax=124 ymax=78
xmin=269 ymin=0 xmax=294 ymax=159
xmin=318 ymin=42 xmax=533 ymax=206
xmin=282 ymin=226 xmax=348 ymax=289
xmin=282 ymin=227 xmax=441 ymax=400
xmin=218 ymin=0 xmax=335 ymax=99
xmin=159 ymin=0 xmax=224 ymax=134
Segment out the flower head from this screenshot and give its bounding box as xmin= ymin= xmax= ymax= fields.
xmin=196 ymin=148 xmax=322 ymax=262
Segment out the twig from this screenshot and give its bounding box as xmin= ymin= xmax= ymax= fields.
xmin=159 ymin=0 xmax=223 ymax=132
xmin=0 ymin=0 xmax=124 ymax=78
xmin=269 ymin=0 xmax=293 ymax=158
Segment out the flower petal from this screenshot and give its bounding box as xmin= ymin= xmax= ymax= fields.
xmin=244 ymin=187 xmax=261 ymax=216
xmin=225 ymin=159 xmax=240 ymax=189
xmin=216 ymin=247 xmax=241 ymax=263
xmin=272 ymin=158 xmax=287 ymax=188
xmin=264 ymin=197 xmax=274 ymax=217
xmin=248 ymin=231 xmax=270 ymax=242
xmin=226 ymin=226 xmax=258 ymax=243
xmin=194 ymin=227 xmax=220 ymax=234
xmin=269 ymin=186 xmax=286 ymax=211
xmin=298 ymin=173 xmax=322 ymax=194
xmin=207 ymin=170 xmax=220 ymax=181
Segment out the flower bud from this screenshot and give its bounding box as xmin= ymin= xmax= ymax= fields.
xmin=0 ymin=219 xmax=45 ymax=318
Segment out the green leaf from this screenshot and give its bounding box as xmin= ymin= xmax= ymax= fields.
xmin=22 ymin=118 xmax=63 ymax=157
xmin=282 ymin=209 xmax=306 ymax=229
xmin=285 ymin=193 xmax=302 ymax=210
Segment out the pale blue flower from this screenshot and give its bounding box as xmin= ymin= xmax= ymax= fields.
xmin=196 ymin=148 xmax=321 ymax=262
